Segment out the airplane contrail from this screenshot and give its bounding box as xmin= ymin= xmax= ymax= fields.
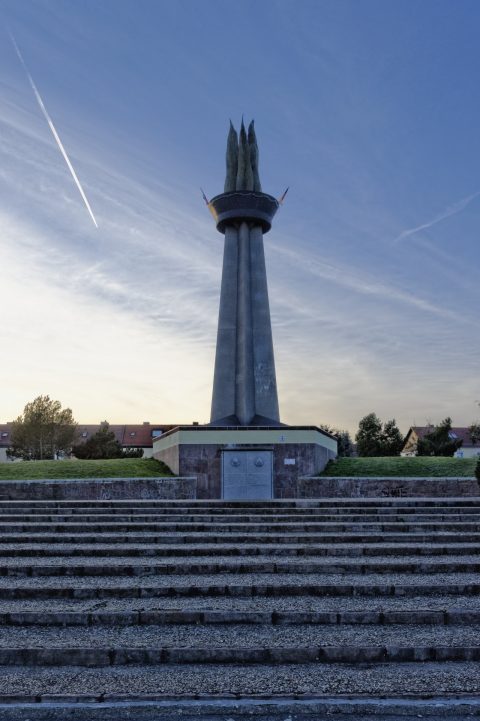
xmin=392 ymin=191 xmax=480 ymax=245
xmin=9 ymin=31 xmax=98 ymax=228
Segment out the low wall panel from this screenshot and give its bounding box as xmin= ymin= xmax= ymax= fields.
xmin=298 ymin=476 xmax=480 ymax=498
xmin=0 ymin=477 xmax=196 ymax=500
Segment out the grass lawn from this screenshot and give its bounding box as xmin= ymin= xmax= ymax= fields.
xmin=321 ymin=456 xmax=477 ymax=477
xmin=0 ymin=457 xmax=172 ymax=480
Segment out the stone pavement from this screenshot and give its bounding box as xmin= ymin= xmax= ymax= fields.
xmin=0 ymin=497 xmax=478 ymax=719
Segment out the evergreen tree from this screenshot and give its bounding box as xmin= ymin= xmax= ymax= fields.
xmin=381 ymin=419 xmax=404 ymax=456
xmin=73 ymin=422 xmax=123 ymax=459
xmin=355 ymin=413 xmax=383 ymax=456
xmin=336 ymin=430 xmax=354 ymax=457
xmin=319 ymin=425 xmax=354 ymax=457
xmin=417 ymin=418 xmax=463 ymax=457
xmin=469 ymin=423 xmax=480 ymax=445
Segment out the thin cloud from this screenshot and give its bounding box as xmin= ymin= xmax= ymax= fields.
xmin=392 ymin=191 xmax=480 ymax=244
xmin=274 ymin=243 xmax=468 ymax=325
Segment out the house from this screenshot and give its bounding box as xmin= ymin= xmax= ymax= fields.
xmin=0 ymin=426 xmax=11 ymax=463
xmin=401 ymin=426 xmax=480 ymax=458
xmin=0 ymin=422 xmax=176 ymax=462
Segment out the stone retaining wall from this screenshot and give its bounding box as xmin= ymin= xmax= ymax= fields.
xmin=0 ymin=477 xmax=196 ymax=500
xmin=298 ymin=476 xmax=480 ymax=498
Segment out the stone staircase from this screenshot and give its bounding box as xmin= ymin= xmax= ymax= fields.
xmin=0 ymin=498 xmax=479 ymax=719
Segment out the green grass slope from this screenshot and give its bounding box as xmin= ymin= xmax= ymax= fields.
xmin=321 ymin=456 xmax=477 ymax=477
xmin=0 ymin=458 xmax=172 ymax=480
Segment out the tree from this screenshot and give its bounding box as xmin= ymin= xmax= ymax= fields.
xmin=469 ymin=423 xmax=480 ymax=445
xmin=355 ymin=413 xmax=404 ymax=457
xmin=355 ymin=413 xmax=383 ymax=456
xmin=72 ymin=422 xmax=123 ymax=459
xmin=381 ymin=419 xmax=404 ymax=456
xmin=319 ymin=425 xmax=354 ymax=458
xmin=417 ymin=418 xmax=463 ymax=457
xmin=336 ymin=430 xmax=354 ymax=457
xmin=8 ymin=395 xmax=77 ymax=460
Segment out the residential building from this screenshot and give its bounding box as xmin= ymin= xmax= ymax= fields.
xmin=401 ymin=426 xmax=480 ymax=458
xmin=0 ymin=422 xmax=176 ymax=462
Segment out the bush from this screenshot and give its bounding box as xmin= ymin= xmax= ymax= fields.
xmin=72 ymin=422 xmax=123 ymax=460
xmin=122 ymin=448 xmax=144 ymax=459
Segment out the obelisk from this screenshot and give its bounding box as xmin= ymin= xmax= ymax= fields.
xmin=208 ymin=120 xmax=281 ymax=426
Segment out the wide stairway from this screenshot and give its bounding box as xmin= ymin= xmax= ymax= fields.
xmin=0 ymin=498 xmax=479 ymax=719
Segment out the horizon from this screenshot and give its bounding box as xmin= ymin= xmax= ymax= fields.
xmin=1 ymin=0 xmax=479 ymax=435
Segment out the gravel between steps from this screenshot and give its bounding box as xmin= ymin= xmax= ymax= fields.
xmin=0 ymin=571 xmax=476 ymax=588
xmin=0 ymin=513 xmax=478 ymax=521
xmin=0 ymin=594 xmax=477 ymax=613
xmin=0 ymin=544 xmax=479 ymax=561
xmin=0 ymin=662 xmax=479 ymax=694
xmin=0 ymin=553 xmax=478 ymax=566
xmin=1 ymin=542 xmax=479 ymax=550
xmin=0 ymin=623 xmax=479 ymax=647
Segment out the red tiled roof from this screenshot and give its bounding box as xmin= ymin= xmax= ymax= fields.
xmin=74 ymin=424 xmax=177 ymax=448
xmin=408 ymin=426 xmax=480 ymax=448
xmin=0 ymin=423 xmax=177 ymax=449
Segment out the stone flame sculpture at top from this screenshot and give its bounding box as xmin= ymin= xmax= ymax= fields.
xmin=224 ymin=119 xmax=262 ymax=192
xmin=208 ymin=119 xmax=282 ymax=426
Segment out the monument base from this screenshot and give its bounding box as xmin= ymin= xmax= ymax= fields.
xmin=153 ymin=425 xmax=337 ymax=499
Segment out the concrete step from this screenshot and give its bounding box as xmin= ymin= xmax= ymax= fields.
xmin=0 ymin=699 xmax=479 ymax=721
xmin=0 ymin=607 xmax=479 ymax=627
xmin=0 ymin=645 xmax=479 ymax=666
xmin=0 ymin=497 xmax=476 ymax=710
xmin=0 ymin=498 xmax=477 ymax=508
xmin=0 ymin=503 xmax=479 ymax=514
xmin=0 ymin=578 xmax=477 ymax=599
xmin=0 ymin=623 xmax=478 ymax=665
xmin=0 ymin=521 xmax=478 ymax=532
xmin=1 ymin=543 xmax=480 ymax=558
xmin=1 ymin=531 xmax=479 ymax=544
xmin=3 ymin=511 xmax=480 ymax=520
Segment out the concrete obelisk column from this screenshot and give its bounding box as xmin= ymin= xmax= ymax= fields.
xmin=208 ymin=118 xmax=281 ymax=426
xmin=210 ymin=218 xmax=280 ymax=426
xmin=153 ymin=119 xmax=338 ymax=496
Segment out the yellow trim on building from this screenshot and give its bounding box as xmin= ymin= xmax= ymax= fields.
xmin=153 ymin=428 xmax=337 ymax=453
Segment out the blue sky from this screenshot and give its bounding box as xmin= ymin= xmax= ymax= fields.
xmin=0 ymin=0 xmax=479 ymax=433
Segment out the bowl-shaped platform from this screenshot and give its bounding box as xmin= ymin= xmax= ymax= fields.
xmin=208 ymin=191 xmax=279 ymax=233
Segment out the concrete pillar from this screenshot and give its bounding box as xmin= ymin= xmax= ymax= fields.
xmin=235 ymin=222 xmax=255 ymax=425
xmin=210 ymin=220 xmax=280 ymax=426
xmin=250 ymin=224 xmax=280 ymax=422
xmin=210 ymin=225 xmax=238 ymax=422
